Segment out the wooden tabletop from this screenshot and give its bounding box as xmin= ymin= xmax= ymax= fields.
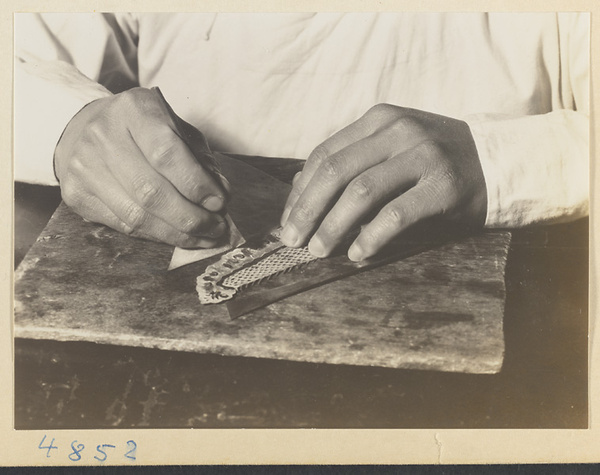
xmin=13 ymin=156 xmax=588 ymax=429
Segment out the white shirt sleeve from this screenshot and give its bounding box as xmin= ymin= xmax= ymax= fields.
xmin=14 ymin=13 xmax=139 ymax=185
xmin=466 ymin=13 xmax=589 ymax=227
xmin=15 ymin=12 xmax=590 ymax=229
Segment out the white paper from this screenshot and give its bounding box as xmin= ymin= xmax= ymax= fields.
xmin=168 ymin=214 xmax=245 ymax=270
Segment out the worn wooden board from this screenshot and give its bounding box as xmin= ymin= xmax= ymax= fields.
xmin=14 ymin=157 xmax=510 ymax=374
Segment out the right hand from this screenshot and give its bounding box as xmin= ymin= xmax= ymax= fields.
xmin=54 ymin=87 xmax=230 ymax=248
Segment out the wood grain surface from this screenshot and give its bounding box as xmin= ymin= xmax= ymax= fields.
xmin=14 ymin=156 xmax=511 ymax=374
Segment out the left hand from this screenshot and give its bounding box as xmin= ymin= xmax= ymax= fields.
xmin=280 ymin=104 xmax=488 ymax=261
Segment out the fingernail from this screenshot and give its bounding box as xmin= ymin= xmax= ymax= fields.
xmin=217 ymin=173 xmax=231 ymax=193
xmin=280 ymin=223 xmax=299 ymax=247
xmin=280 ymin=207 xmax=291 ymax=226
xmin=308 ymin=235 xmax=327 ymax=258
xmin=292 ymin=172 xmax=301 ymax=185
xmin=348 ymin=242 xmax=364 ymax=261
xmin=202 ymin=195 xmax=225 ymax=212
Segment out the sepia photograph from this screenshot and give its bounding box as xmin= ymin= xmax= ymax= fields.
xmin=7 ymin=5 xmax=595 ymax=465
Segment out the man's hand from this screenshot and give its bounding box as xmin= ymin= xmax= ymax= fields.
xmin=280 ymin=104 xmax=487 ymax=261
xmin=54 ymin=87 xmax=229 ymax=248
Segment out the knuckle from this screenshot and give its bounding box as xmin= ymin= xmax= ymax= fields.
xmin=416 ymin=139 xmax=444 ymax=159
xmin=141 ymin=88 xmax=163 ymax=112
xmin=291 ymin=202 xmax=315 ymax=224
xmin=150 ymin=136 xmax=179 ymax=167
xmin=384 ymin=206 xmax=404 ymax=227
xmin=122 ymin=203 xmax=146 ymax=233
xmin=320 ymin=156 xmax=344 ymax=181
xmin=85 ymin=121 xmax=108 ymax=143
xmin=347 ymin=177 xmax=374 ymax=201
xmin=388 ymin=116 xmax=419 ymax=136
xmin=132 ymin=176 xmax=163 ymax=208
xmin=366 ymin=103 xmax=397 ymax=122
xmin=116 ymin=88 xmax=153 ymax=115
xmin=68 ymin=155 xmax=87 ymax=177
xmin=309 ymin=144 xmax=330 ymax=165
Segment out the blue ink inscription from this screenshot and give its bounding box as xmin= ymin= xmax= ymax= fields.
xmin=68 ymin=441 xmax=85 ymax=461
xmin=125 ymin=440 xmax=137 ymax=461
xmin=38 ymin=435 xmax=58 ymax=458
xmin=94 ymin=444 xmax=116 ymax=462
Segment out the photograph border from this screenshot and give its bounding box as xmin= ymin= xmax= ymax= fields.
xmin=2 ymin=0 xmax=598 ymax=466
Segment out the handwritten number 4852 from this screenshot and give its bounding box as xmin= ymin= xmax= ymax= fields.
xmin=38 ymin=435 xmax=136 ymax=461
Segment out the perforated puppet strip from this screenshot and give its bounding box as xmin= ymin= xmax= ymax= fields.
xmin=196 ymin=230 xmax=318 ymax=305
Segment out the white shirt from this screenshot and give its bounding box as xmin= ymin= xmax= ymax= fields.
xmin=14 ymin=12 xmax=589 ymax=227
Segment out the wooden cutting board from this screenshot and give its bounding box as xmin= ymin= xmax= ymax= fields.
xmin=14 ymin=156 xmax=510 ymax=374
